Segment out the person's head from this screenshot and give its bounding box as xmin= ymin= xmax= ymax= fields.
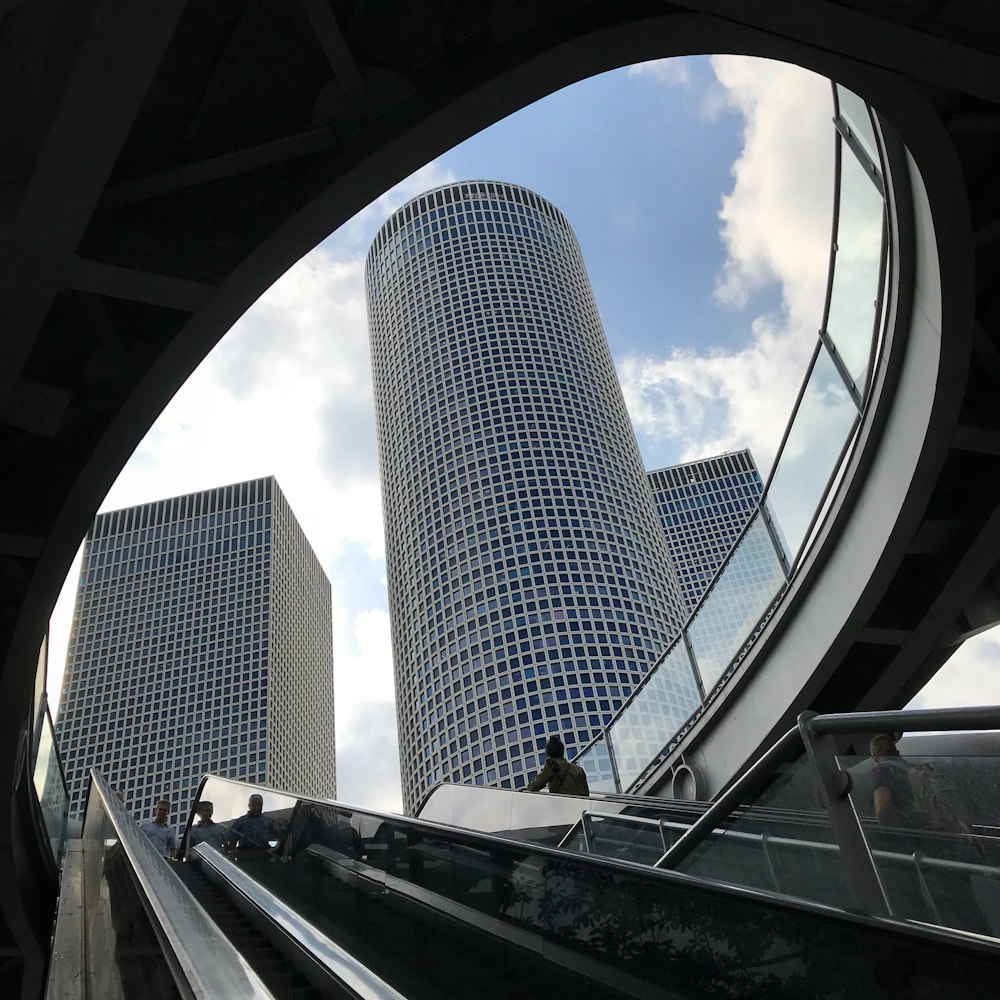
xmin=153 ymin=799 xmax=170 ymax=824
xmin=870 ymin=733 xmax=899 ymax=763
xmin=248 ymin=794 xmax=264 ymax=816
xmin=546 ymin=735 xmax=565 ymax=759
xmin=196 ymin=801 xmax=214 ymax=823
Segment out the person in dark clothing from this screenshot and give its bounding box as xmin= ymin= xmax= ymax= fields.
xmin=188 ymin=801 xmax=228 ymax=852
xmin=524 ymin=735 xmax=590 ymax=796
xmin=228 ymin=793 xmax=279 ymax=860
xmin=870 ymin=732 xmax=916 ymax=827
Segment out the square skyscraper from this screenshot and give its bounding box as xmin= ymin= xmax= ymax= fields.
xmin=56 ymin=477 xmax=335 ymax=825
xmin=648 ymin=450 xmax=765 ymax=613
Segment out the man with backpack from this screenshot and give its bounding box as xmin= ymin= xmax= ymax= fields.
xmin=869 ymin=733 xmax=991 ymax=935
xmin=870 ymin=733 xmax=971 ymax=833
xmin=523 ymin=735 xmax=590 ymax=795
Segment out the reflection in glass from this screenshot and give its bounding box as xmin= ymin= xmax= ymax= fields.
xmin=82 ymin=783 xmax=184 ymax=999
xmin=181 ymin=775 xmax=298 ymax=858
xmin=841 ymin=750 xmax=1000 ymax=938
xmin=608 ymin=643 xmax=701 ymax=791
xmin=32 ymin=708 xmax=68 ymax=863
xmin=686 ymin=514 xmax=787 ymax=691
xmin=574 ymin=734 xmax=617 ymax=793
xmin=764 ymin=346 xmax=860 ymax=565
xmin=835 ymin=84 xmax=880 ymax=166
xmin=825 ymin=140 xmax=885 ymax=393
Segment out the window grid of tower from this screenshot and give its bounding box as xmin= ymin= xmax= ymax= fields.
xmin=647 ymin=450 xmax=765 ymax=613
xmin=367 ymin=181 xmax=686 ymax=812
xmin=55 ymin=477 xmax=335 ymax=827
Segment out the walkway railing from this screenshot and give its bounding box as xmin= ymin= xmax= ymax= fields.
xmin=576 ymin=705 xmax=1000 ymax=939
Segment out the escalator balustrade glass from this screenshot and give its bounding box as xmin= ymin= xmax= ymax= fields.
xmin=179 ymin=775 xmax=1000 ymax=999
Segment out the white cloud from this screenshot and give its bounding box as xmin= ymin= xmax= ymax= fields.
xmin=619 ymin=57 xmax=834 ymax=475
xmin=908 ymin=632 xmax=1000 ymax=712
xmin=627 ymin=58 xmax=694 ymax=89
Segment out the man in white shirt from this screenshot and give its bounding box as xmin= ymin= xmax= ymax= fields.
xmin=140 ymin=799 xmax=177 ymax=859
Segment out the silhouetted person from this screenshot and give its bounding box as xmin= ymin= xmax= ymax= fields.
xmin=140 ymin=798 xmax=177 ymax=859
xmin=229 ymin=793 xmax=278 ymax=860
xmin=189 ymin=800 xmax=228 ymax=852
xmin=524 ymin=736 xmax=590 ymax=795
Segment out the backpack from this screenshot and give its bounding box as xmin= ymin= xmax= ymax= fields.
xmin=550 ymin=757 xmax=590 ymax=796
xmin=907 ymin=762 xmax=972 ymax=833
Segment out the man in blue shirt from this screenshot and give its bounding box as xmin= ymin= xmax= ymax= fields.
xmin=228 ymin=793 xmax=278 ymax=859
xmin=188 ymin=800 xmax=228 ymax=852
xmin=140 ymin=799 xmax=177 ymax=859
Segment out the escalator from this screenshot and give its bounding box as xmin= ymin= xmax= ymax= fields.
xmin=184 ymin=774 xmax=1000 ymax=998
xmin=57 ymin=760 xmax=1000 ymax=998
xmin=171 ymin=860 xmax=320 ymax=999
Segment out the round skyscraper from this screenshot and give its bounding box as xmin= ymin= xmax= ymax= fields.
xmin=366 ymin=180 xmax=690 ymax=811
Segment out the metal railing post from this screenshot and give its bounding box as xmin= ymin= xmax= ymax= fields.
xmin=798 ymin=710 xmax=892 ymax=916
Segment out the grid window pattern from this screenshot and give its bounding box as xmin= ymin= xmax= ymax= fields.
xmin=648 ymin=450 xmax=765 ymax=613
xmin=366 ymin=181 xmax=686 ymax=812
xmin=55 ymin=477 xmax=336 ymax=828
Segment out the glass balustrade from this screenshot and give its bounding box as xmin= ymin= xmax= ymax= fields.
xmin=763 ymin=345 xmax=861 ymax=567
xmin=575 ymin=733 xmax=616 ymax=793
xmin=835 ymin=84 xmax=880 ymax=168
xmin=686 ymin=512 xmax=788 ymax=691
xmin=608 ymin=642 xmax=702 ymax=789
xmin=841 ymin=750 xmax=1000 ymax=938
xmin=572 ymin=84 xmax=892 ymax=794
xmin=32 ymin=706 xmax=69 ymax=864
xmin=824 ymin=133 xmax=886 ymax=394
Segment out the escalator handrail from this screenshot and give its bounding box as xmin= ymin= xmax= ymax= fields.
xmin=192 ymin=844 xmax=409 ymax=1000
xmin=88 ymin=769 xmax=275 ymax=1000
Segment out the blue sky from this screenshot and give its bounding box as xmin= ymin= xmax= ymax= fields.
xmin=45 ymin=56 xmax=1000 ymax=813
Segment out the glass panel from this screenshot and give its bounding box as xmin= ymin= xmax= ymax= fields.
xmin=826 ymin=137 xmax=885 ymax=392
xmin=676 ymin=751 xmax=855 ymax=909
xmin=181 ymin=775 xmax=298 ymax=860
xmin=686 ymin=513 xmax=787 ymax=690
xmin=34 ymin=633 xmax=47 ymax=741
xmin=82 ymin=784 xmax=183 ymax=999
xmin=582 ymin=813 xmax=665 ymax=866
xmin=764 ymin=346 xmax=860 ymax=564
xmin=608 ymin=642 xmax=701 ymax=790
xmin=225 ymin=779 xmax=1000 ymax=998
xmin=836 ymin=84 xmax=879 ymax=166
xmin=33 ymin=708 xmax=68 ymax=863
xmin=843 ymin=745 xmax=1000 ymax=937
xmin=573 ymin=734 xmax=616 ymax=793
xmin=419 ymin=783 xmax=592 ymax=847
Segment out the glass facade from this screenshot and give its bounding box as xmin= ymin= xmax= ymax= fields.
xmin=648 ymin=449 xmax=765 ymax=613
xmin=56 ymin=477 xmax=336 ymax=827
xmin=367 ymin=181 xmax=686 ymax=811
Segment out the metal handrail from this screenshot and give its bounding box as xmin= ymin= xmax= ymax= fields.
xmin=87 ymin=769 xmax=274 ymax=999
xmin=810 ymin=705 xmax=1000 ymax=735
xmin=193 ymin=845 xmax=408 ymax=999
